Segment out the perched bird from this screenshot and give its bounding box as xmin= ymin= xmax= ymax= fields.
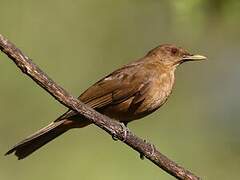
xmin=5 ymin=44 xmax=206 ymax=159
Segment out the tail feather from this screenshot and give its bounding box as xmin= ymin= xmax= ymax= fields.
xmin=5 ymin=120 xmax=68 ymax=160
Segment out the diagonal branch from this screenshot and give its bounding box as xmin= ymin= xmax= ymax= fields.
xmin=0 ymin=34 xmax=200 ymax=180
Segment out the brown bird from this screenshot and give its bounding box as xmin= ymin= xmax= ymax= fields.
xmin=5 ymin=44 xmax=206 ymax=159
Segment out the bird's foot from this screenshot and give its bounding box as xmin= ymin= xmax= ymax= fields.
xmin=139 ymin=140 xmax=155 ymax=160
xmin=111 ymin=123 xmax=128 ymax=141
xmin=120 ymin=123 xmax=128 ymax=142
xmin=112 ymin=133 xmax=118 ymax=141
xmin=150 ymin=144 xmax=155 ymax=156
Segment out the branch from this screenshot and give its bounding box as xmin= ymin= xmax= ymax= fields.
xmin=0 ymin=34 xmax=200 ymax=180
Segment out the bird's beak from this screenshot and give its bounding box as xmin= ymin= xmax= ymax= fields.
xmin=182 ymin=54 xmax=207 ymax=61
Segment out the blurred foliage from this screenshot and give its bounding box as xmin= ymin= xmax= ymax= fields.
xmin=0 ymin=0 xmax=240 ymax=179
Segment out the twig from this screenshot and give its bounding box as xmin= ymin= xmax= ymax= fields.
xmin=0 ymin=34 xmax=200 ymax=180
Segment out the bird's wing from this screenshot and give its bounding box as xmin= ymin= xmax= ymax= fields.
xmin=56 ymin=62 xmax=152 ymax=120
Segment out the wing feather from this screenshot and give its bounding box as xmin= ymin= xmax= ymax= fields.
xmin=57 ymin=61 xmax=152 ymax=120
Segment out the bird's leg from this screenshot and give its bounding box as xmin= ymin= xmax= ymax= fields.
xmin=123 ymin=122 xmax=128 ymax=127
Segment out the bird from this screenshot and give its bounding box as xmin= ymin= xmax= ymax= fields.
xmin=5 ymin=44 xmax=206 ymax=159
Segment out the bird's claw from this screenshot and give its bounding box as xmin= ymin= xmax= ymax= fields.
xmin=150 ymin=144 xmax=155 ymax=156
xmin=120 ymin=123 xmax=128 ymax=142
xmin=111 ymin=123 xmax=128 ymax=141
xmin=139 ymin=140 xmax=155 ymax=160
xmin=112 ymin=133 xmax=118 ymax=141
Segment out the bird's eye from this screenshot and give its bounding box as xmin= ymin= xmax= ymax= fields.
xmin=171 ymin=48 xmax=178 ymax=55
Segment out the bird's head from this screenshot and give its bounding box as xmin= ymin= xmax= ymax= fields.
xmin=146 ymin=44 xmax=206 ymax=67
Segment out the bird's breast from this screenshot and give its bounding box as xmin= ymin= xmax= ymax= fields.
xmin=136 ymin=70 xmax=175 ymax=114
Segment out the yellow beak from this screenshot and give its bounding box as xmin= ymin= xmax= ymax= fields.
xmin=182 ymin=54 xmax=207 ymax=61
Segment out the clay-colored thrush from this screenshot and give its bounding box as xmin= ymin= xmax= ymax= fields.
xmin=6 ymin=44 xmax=206 ymax=159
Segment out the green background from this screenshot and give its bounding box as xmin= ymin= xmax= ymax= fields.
xmin=0 ymin=0 xmax=240 ymax=179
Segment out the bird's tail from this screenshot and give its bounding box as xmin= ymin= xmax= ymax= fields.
xmin=5 ymin=119 xmax=89 ymax=160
